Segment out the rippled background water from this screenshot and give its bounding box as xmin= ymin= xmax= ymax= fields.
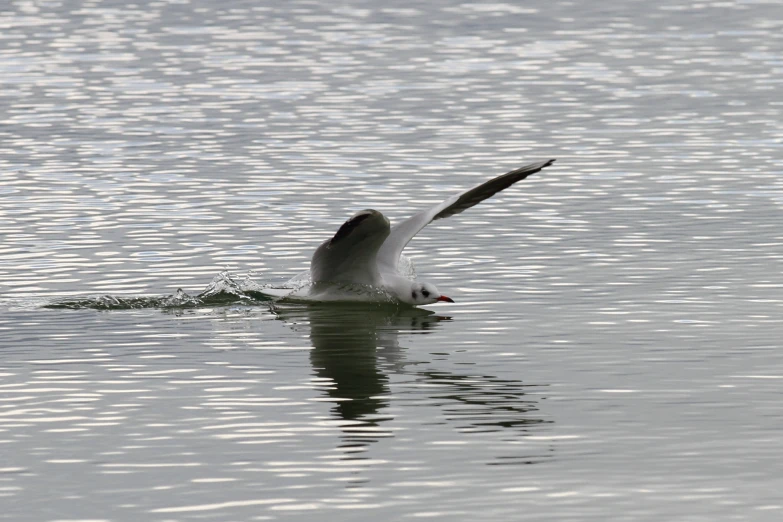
xmin=2 ymin=0 xmax=783 ymax=520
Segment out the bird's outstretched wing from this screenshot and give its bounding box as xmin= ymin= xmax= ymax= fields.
xmin=377 ymin=159 xmax=555 ymax=271
xmin=311 ymin=209 xmax=391 ymax=286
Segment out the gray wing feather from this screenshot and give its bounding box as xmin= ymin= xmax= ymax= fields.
xmin=311 ymin=209 xmax=391 ymax=286
xmin=377 ymin=159 xmax=555 ymax=271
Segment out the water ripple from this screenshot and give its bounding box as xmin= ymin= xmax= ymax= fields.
xmin=2 ymin=0 xmax=783 ymax=520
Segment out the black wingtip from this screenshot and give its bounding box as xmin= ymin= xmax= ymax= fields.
xmin=534 ymin=158 xmax=556 ymax=170
xmin=504 ymin=158 xmax=556 ymax=179
xmin=329 ymin=211 xmax=373 ymax=246
xmin=328 ymin=209 xmax=390 ymax=247
xmin=431 ymin=158 xmax=558 ymax=221
xmin=529 ymin=158 xmax=556 ymax=176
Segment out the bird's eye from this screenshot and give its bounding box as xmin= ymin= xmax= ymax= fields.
xmin=422 ymin=289 xmax=430 ymax=298
xmin=412 ymin=291 xmax=417 ymax=299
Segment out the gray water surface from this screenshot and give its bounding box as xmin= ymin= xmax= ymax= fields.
xmin=2 ymin=0 xmax=783 ymax=520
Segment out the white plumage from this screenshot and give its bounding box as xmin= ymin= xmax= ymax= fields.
xmin=261 ymin=159 xmax=555 ymax=306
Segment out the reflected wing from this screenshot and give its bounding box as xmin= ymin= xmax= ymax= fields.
xmin=377 ymin=159 xmax=555 ymax=271
xmin=311 ymin=209 xmax=391 ymax=286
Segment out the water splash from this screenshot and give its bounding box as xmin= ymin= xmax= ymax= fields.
xmin=44 ymin=271 xmax=272 ymax=310
xmin=42 ymin=269 xmax=405 ymax=311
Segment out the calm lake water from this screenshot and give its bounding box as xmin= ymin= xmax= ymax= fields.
xmin=2 ymin=0 xmax=783 ymax=520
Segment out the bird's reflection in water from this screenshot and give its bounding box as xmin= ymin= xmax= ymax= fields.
xmin=273 ymin=303 xmax=442 ymax=449
xmin=271 ymin=303 xmax=549 ymax=461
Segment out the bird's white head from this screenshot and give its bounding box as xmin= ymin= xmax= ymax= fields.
xmin=406 ymin=282 xmax=454 ymax=306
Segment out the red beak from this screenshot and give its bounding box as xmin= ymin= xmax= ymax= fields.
xmin=436 ymin=295 xmax=455 ymax=303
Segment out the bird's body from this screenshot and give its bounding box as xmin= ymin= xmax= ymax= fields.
xmin=260 ymin=159 xmax=555 ymax=306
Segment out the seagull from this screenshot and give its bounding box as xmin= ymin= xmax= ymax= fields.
xmin=261 ymin=159 xmax=555 ymax=306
